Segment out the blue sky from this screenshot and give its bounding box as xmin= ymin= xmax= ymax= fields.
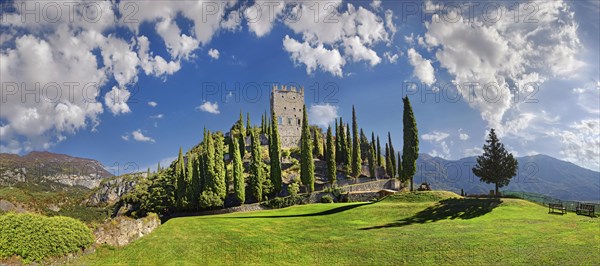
xmin=1 ymin=0 xmax=599 ymax=174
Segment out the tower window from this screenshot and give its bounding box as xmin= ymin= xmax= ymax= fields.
xmin=278 ymin=116 xmax=283 ymax=125
xmin=297 ymin=118 xmax=301 ymax=125
xmin=288 ymin=117 xmax=292 ymax=125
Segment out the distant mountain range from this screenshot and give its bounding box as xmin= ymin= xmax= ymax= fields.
xmin=414 ymin=153 xmax=600 ymax=201
xmin=0 ymin=151 xmax=113 ymax=189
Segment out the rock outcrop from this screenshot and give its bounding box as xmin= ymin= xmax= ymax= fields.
xmin=94 ymin=214 xmax=160 ymax=247
xmin=88 ymin=174 xmax=142 ymax=206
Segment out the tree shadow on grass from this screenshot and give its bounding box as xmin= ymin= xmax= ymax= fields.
xmin=229 ymin=202 xmax=373 ymax=219
xmin=360 ymin=198 xmax=502 ymax=230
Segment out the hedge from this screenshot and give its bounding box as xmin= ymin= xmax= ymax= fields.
xmin=0 ymin=213 xmax=94 ymax=263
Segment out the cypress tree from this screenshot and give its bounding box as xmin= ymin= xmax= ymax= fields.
xmin=261 ymin=112 xmax=265 ymax=133
xmin=360 ymin=129 xmax=369 ymax=162
xmin=232 ymin=138 xmax=245 ymax=205
xmin=312 ymin=126 xmax=324 ymax=159
xmin=376 ymin=136 xmax=382 ymax=166
xmin=269 ymin=110 xmax=282 ymax=195
xmin=157 ymin=162 xmax=161 ymax=172
xmin=250 ymin=128 xmax=263 ymax=202
xmin=385 ymin=143 xmax=392 ymax=178
xmin=300 ymin=104 xmax=315 ymax=192
xmin=335 ymin=119 xmax=341 ymax=164
xmin=402 ymin=96 xmax=419 ymax=191
xmin=238 ymin=111 xmax=246 ymax=158
xmin=326 ymin=125 xmax=336 ymax=185
xmin=368 ymin=143 xmax=376 ymax=178
xmin=204 ymin=132 xmax=217 ymax=194
xmin=371 ymin=132 xmax=377 ymax=166
xmin=246 ymin=112 xmax=251 ymax=135
xmin=388 ymin=132 xmax=396 ymax=178
xmin=213 ymin=133 xmax=226 ymax=199
xmin=345 ymin=123 xmax=352 ymax=175
xmin=185 ymin=152 xmax=194 ymax=209
xmin=397 ymin=151 xmax=403 ymax=181
xmin=191 ymin=154 xmax=201 ymax=210
xmin=351 ymin=106 xmax=361 ymax=178
xmin=175 ymin=147 xmax=186 ymax=209
xmin=338 ymin=118 xmax=346 ymax=166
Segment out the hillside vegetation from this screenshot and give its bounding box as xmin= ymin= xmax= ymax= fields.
xmin=78 ymin=191 xmax=600 ymax=265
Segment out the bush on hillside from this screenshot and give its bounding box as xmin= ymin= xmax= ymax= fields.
xmin=321 ymin=195 xmax=334 ymax=203
xmin=0 ymin=213 xmax=94 ymax=263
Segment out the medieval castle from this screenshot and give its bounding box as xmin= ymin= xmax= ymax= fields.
xmin=271 ymin=84 xmax=304 ymax=148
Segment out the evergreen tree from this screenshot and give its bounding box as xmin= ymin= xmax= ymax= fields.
xmin=326 ymin=126 xmax=336 ymax=185
xmin=351 ymin=106 xmax=361 ymax=178
xmin=157 ymin=162 xmax=161 ymax=172
xmin=472 ymin=128 xmax=518 ymax=197
xmin=190 ymin=155 xmax=201 ymax=210
xmin=338 ymin=118 xmax=346 ymax=166
xmin=345 ymin=123 xmax=352 ymax=175
xmin=385 ymin=143 xmax=393 ymax=178
xmin=185 ymin=152 xmax=194 ymax=209
xmin=397 ymin=152 xmax=403 ymax=181
xmin=232 ymin=137 xmax=245 ymax=205
xmin=312 ymin=126 xmax=324 ymax=159
xmin=175 ymin=147 xmax=186 ymax=209
xmin=371 ymin=132 xmax=377 ymax=166
xmin=246 ymin=112 xmax=251 ymax=135
xmin=204 ymin=132 xmax=217 ymax=195
xmin=269 ymin=110 xmax=283 ymax=196
xmin=360 ymin=129 xmax=370 ymax=162
xmin=238 ymin=111 xmax=246 ymax=158
xmin=249 ymin=128 xmax=264 ymax=202
xmin=376 ymin=136 xmax=382 ymax=166
xmin=368 ymin=143 xmax=376 ymax=178
xmin=213 ymin=133 xmax=226 ymax=199
xmin=402 ymin=96 xmax=419 ymax=191
xmin=388 ymin=132 xmax=396 ymax=178
xmin=300 ymin=104 xmax=315 ymax=192
xmin=335 ymin=119 xmax=341 ymax=164
xmin=261 ymin=112 xmax=266 ymax=133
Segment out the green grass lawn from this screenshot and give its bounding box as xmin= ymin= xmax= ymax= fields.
xmin=78 ymin=191 xmax=600 ymax=265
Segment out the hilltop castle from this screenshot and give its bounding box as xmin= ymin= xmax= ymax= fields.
xmin=271 ymin=84 xmax=304 ymax=148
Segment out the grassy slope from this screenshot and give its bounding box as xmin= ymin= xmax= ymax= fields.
xmin=79 ymin=191 xmax=600 ymax=265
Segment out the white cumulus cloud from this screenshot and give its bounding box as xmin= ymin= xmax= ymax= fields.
xmin=208 ymin=48 xmax=220 ymax=60
xmin=308 ymin=104 xmax=339 ymax=128
xmin=132 ymin=129 xmax=155 ymax=143
xmin=407 ymin=48 xmax=436 ymax=86
xmin=196 ymin=101 xmax=221 ymax=114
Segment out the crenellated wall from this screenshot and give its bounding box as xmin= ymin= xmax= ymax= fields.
xmin=271 ymin=85 xmax=304 ymax=148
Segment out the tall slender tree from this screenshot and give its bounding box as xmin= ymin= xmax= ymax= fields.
xmin=246 ymin=112 xmax=251 ymax=135
xmin=269 ymin=110 xmax=282 ymax=195
xmin=371 ymin=132 xmax=377 ymax=166
xmin=249 ymin=128 xmax=264 ymax=202
xmin=351 ymin=106 xmax=361 ymax=178
xmin=335 ymin=119 xmax=342 ymax=164
xmin=397 ymin=151 xmax=402 ymax=181
xmin=300 ymin=104 xmax=315 ymax=192
xmin=402 ymin=96 xmax=419 ymax=191
xmin=232 ymin=137 xmax=244 ymax=205
xmin=213 ymin=133 xmax=226 ymax=199
xmin=312 ymin=126 xmax=324 ymax=159
xmin=360 ymin=129 xmax=370 ymax=162
xmin=368 ymin=142 xmax=376 ymax=178
xmin=385 ymin=143 xmax=392 ymax=178
xmin=190 ymin=154 xmax=201 ymax=210
xmin=204 ymin=132 xmax=217 ymax=194
xmin=175 ymin=147 xmax=186 ymax=209
xmin=376 ymin=136 xmax=382 ymax=166
xmin=472 ymin=128 xmax=518 ymax=197
xmin=345 ymin=122 xmax=352 ymax=175
xmin=326 ymin=125 xmax=336 ymax=185
xmin=338 ymin=117 xmax=346 ymax=166
xmin=388 ymin=132 xmax=396 ymax=178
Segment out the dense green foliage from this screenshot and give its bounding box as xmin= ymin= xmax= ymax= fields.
xmin=368 ymin=141 xmax=376 ymax=178
xmin=300 ymin=105 xmax=315 ymax=192
xmin=269 ymin=110 xmax=283 ymax=196
xmin=402 ymin=96 xmax=419 ymax=190
xmin=80 ymin=191 xmax=600 ymax=265
xmin=351 ymin=106 xmax=361 ymax=178
xmin=232 ymin=138 xmax=245 ymax=205
xmin=345 ymin=123 xmax=352 ymax=175
xmin=326 ymin=126 xmax=336 ymax=184
xmin=472 ymin=128 xmax=518 ymax=196
xmin=388 ymin=132 xmax=396 ymax=178
xmin=376 ymin=136 xmax=382 ymax=166
xmin=0 ymin=213 xmax=94 ymax=263
xmin=312 ymin=126 xmax=324 ymax=159
xmin=249 ymin=128 xmax=264 ymax=202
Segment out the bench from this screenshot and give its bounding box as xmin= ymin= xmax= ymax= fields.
xmin=576 ymin=203 xmax=595 ymax=217
xmin=548 ymin=203 xmax=566 ymax=214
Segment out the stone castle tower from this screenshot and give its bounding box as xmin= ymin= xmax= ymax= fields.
xmin=271 ymin=84 xmax=304 ymax=148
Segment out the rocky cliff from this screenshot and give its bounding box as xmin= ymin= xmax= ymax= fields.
xmin=87 ymin=173 xmax=144 ymax=206
xmin=0 ymin=151 xmax=112 ymax=189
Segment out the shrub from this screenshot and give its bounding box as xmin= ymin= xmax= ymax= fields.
xmin=321 ymin=195 xmax=334 ymax=203
xmin=262 ymin=195 xmax=303 ymax=209
xmin=288 ymin=179 xmax=300 ymax=197
xmin=0 ymin=213 xmax=94 ymax=263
